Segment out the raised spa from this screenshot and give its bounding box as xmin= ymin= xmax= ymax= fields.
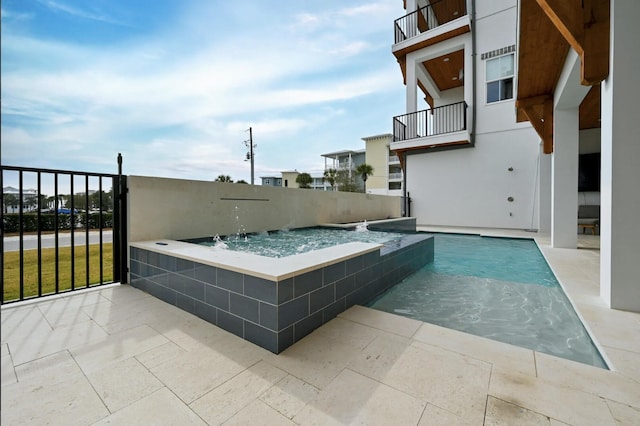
xmin=129 ymin=226 xmax=433 ymax=353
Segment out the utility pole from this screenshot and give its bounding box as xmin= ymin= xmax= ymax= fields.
xmin=244 ymin=127 xmax=256 ymax=185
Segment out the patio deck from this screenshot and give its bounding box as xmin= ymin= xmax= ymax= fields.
xmin=2 ymin=230 xmax=639 ymax=425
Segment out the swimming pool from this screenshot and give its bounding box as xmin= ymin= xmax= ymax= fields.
xmin=368 ymin=234 xmax=607 ymax=368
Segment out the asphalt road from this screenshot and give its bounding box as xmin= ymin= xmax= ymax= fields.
xmin=3 ymin=230 xmax=113 ymax=252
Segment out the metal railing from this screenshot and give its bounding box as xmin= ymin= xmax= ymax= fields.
xmin=394 ymin=0 xmax=467 ymax=43
xmin=393 ymin=101 xmax=467 ymax=142
xmin=388 ymin=155 xmax=400 ymax=163
xmin=388 ymin=173 xmax=403 ymax=180
xmin=1 ymin=157 xmax=127 ymax=304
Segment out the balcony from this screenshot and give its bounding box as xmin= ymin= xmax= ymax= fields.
xmin=393 ymin=101 xmax=466 ymax=139
xmin=388 ymin=155 xmax=400 ymax=164
xmin=394 ymin=0 xmax=468 ymax=44
xmin=388 ymin=172 xmax=403 ymax=181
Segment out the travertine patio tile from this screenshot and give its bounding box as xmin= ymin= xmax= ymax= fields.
xmin=535 ymin=351 xmax=640 ymax=409
xmin=37 ymin=291 xmax=105 ymax=327
xmin=549 ymin=419 xmax=571 ymax=425
xmin=313 ymin=317 xmax=381 ymax=350
xmin=413 ymin=321 xmax=536 ymax=377
xmin=149 ymin=335 xmax=263 ymax=404
xmin=135 ymin=341 xmax=187 ymax=369
xmin=489 ymin=370 xmax=616 ymax=425
xmin=88 ymin=357 xmax=164 ymax=413
xmin=82 ymin=295 xmax=188 ymax=335
xmin=14 ymin=350 xmax=83 ymax=386
xmin=70 ymin=324 xmax=168 ymax=374
xmin=604 ymin=399 xmax=640 ymax=425
xmin=575 ymin=303 xmax=640 ymax=353
xmin=417 ymin=404 xmax=469 ymax=426
xmin=92 ymin=387 xmax=206 ymax=425
xmin=1 ymin=374 xmax=108 ymax=426
xmin=38 ymin=302 xmax=93 ymax=328
xmin=349 ymin=335 xmax=491 ymax=424
xmin=338 ymin=305 xmax=422 ymax=337
xmin=484 ymin=396 xmax=550 ymax=425
xmin=1 ymin=304 xmax=52 ymax=345
xmin=1 ymin=343 xmax=17 ymax=386
xmin=259 ymin=374 xmax=320 ymax=419
xmin=223 ymin=399 xmax=296 ymax=425
xmin=603 ymin=346 xmax=640 ymax=384
xmin=97 ymin=284 xmax=151 ymax=303
xmin=293 ymin=368 xmax=425 ymax=426
xmin=11 ymin=319 xmax=108 ymax=366
xmin=152 ymin=314 xmax=231 ymax=352
xmin=190 ymin=360 xmax=287 ymax=424
xmin=267 ymin=332 xmax=362 ymax=389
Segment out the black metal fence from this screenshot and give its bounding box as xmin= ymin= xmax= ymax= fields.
xmin=393 ymin=101 xmax=467 ymax=142
xmin=394 ymin=0 xmax=467 ymax=43
xmin=1 ymin=157 xmax=127 ymax=304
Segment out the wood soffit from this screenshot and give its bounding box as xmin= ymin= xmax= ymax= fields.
xmin=422 ymin=49 xmax=464 ymax=91
xmin=516 ymin=0 xmax=608 ymax=152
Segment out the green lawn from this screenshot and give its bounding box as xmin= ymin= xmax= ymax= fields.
xmin=3 ymin=243 xmax=114 ymax=302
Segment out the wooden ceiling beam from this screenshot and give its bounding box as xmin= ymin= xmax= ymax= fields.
xmin=517 ymin=96 xmax=554 ymax=153
xmin=417 ymin=80 xmax=434 ymax=109
xmin=535 ymin=0 xmax=609 ymax=85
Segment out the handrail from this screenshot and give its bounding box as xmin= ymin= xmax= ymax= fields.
xmin=394 ymin=0 xmax=467 ymax=43
xmin=393 ymin=101 xmax=467 ymax=142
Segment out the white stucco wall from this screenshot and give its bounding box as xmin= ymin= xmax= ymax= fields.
xmin=406 ymin=128 xmax=540 ymax=229
xmin=402 ymin=0 xmax=541 ymax=230
xmin=128 ymin=176 xmax=401 ymax=242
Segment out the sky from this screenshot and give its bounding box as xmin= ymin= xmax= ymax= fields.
xmin=1 ymin=0 xmax=406 ymax=187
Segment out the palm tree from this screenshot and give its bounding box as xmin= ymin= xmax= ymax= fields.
xmin=215 ymin=175 xmax=233 ymax=183
xmin=323 ymin=168 xmax=338 ymax=191
xmin=355 ymin=163 xmax=374 ymax=193
xmin=295 ymin=172 xmax=313 ymax=189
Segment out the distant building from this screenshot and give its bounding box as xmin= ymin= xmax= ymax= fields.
xmin=260 ymin=176 xmax=282 ymax=187
xmin=321 ymin=149 xmax=366 ymax=192
xmin=361 ymin=133 xmax=403 ymax=196
xmin=2 ymin=186 xmax=38 ymax=213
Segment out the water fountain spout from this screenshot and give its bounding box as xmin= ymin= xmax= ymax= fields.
xmin=211 ymin=234 xmax=228 ymax=250
xmin=355 ymin=220 xmax=368 ymax=232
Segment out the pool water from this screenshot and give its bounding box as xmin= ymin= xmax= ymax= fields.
xmin=198 ymin=227 xmax=406 ymax=258
xmin=368 ymin=234 xmax=607 ymax=368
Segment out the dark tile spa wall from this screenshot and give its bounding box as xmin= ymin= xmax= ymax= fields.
xmin=130 ymin=234 xmax=434 ymax=353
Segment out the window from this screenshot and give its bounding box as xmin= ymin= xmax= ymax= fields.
xmin=486 ymin=54 xmax=514 ymax=103
xmin=264 ymin=178 xmax=271 ymax=185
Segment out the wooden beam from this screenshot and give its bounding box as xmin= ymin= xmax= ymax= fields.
xmin=417 ymin=80 xmax=434 ymax=109
xmin=536 ymin=0 xmax=584 ymax=54
xmin=517 ymin=96 xmax=554 ymax=153
xmin=535 ymin=0 xmax=609 ymax=85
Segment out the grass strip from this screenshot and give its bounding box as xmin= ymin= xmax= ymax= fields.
xmin=3 ymin=243 xmax=114 ymax=302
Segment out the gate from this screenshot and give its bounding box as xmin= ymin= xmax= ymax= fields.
xmin=1 ymin=155 xmax=127 ymax=304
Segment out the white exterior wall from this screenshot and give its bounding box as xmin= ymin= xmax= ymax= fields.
xmin=407 ymin=128 xmax=540 ymax=228
xmin=403 ymin=0 xmax=541 ymax=229
xmin=600 ymin=0 xmax=640 ymax=311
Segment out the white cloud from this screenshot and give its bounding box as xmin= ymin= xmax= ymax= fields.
xmin=1 ymin=0 xmax=406 ymax=181
xmin=35 ymin=0 xmax=128 ymax=26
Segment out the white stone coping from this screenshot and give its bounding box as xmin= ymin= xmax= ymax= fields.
xmin=130 ymin=239 xmax=381 ymax=282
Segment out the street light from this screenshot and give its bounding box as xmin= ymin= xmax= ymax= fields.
xmin=244 ymin=127 xmax=256 ymax=185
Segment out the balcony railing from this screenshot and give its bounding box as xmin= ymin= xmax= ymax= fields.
xmin=393 ymin=101 xmax=467 ymax=142
xmin=388 ymin=173 xmax=403 ymax=180
xmin=388 ymin=155 xmax=400 ymax=163
xmin=394 ymin=0 xmax=467 ymax=43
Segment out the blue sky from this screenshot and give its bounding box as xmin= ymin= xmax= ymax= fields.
xmin=1 ymin=0 xmax=406 ymax=184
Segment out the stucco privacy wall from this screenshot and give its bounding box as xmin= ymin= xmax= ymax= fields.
xmin=128 ymin=175 xmax=401 ymax=242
